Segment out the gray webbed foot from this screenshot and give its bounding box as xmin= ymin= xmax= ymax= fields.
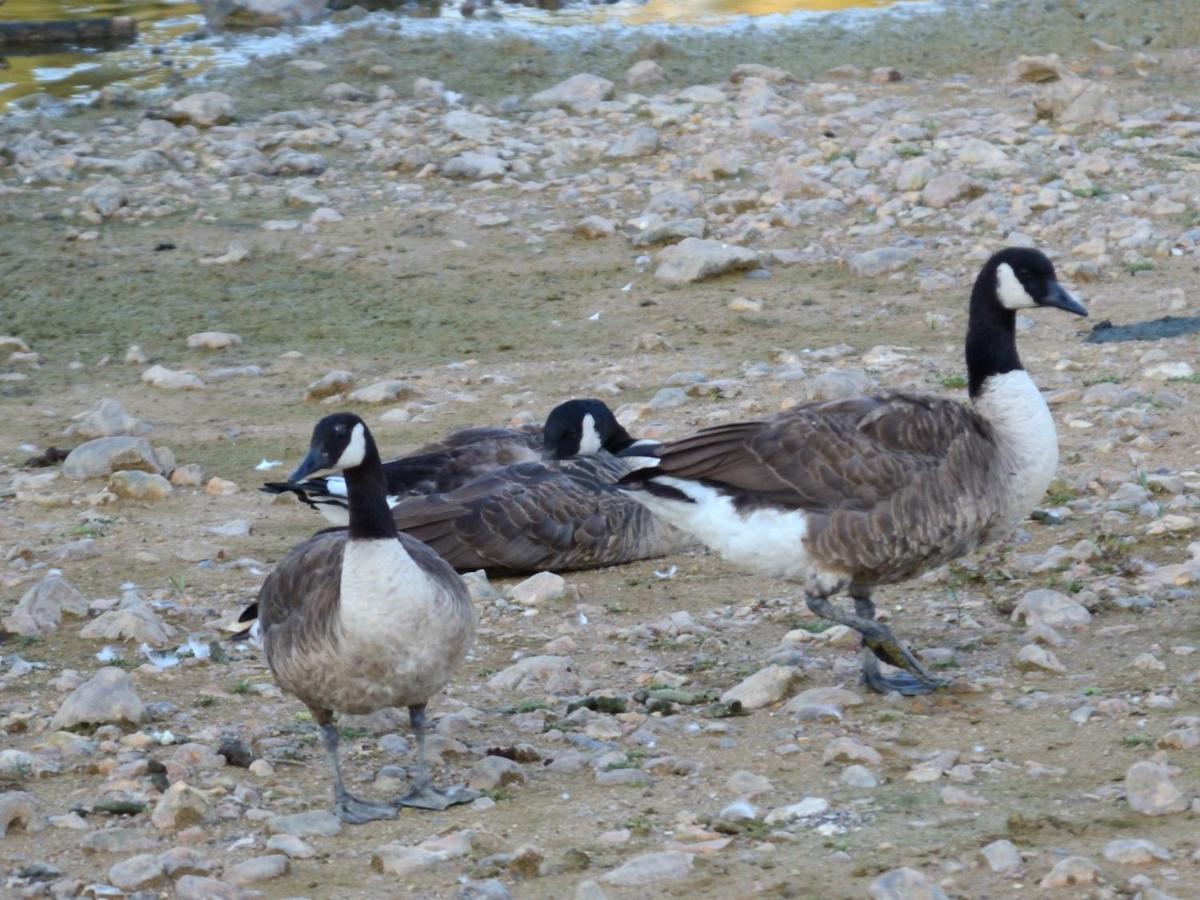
xmin=336 ymin=793 xmax=398 ymax=824
xmin=396 ymin=783 xmax=479 ymax=811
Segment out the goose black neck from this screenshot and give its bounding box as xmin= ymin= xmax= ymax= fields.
xmin=603 ymin=423 xmax=637 ymax=454
xmin=343 ymin=436 xmax=398 ymax=541
xmin=965 ymin=260 xmax=1022 ymax=399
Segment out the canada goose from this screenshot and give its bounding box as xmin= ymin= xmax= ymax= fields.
xmin=262 ymin=398 xmax=652 ymax=526
xmin=619 ymin=247 xmax=1087 ymax=695
xmin=386 ymin=453 xmax=691 ymax=575
xmin=257 ymin=413 xmax=477 ymax=821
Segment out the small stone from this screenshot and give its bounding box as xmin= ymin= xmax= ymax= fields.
xmin=576 ymin=216 xmax=616 ymax=239
xmin=66 ymin=399 xmax=148 ymax=439
xmin=225 ymin=854 xmax=289 ymax=885
xmin=727 ymin=297 xmax=763 ymax=313
xmin=124 ymin=345 xmax=148 ymax=364
xmin=0 ymin=791 xmax=47 ymax=836
xmin=468 ymin=755 xmax=526 ymax=790
xmin=151 ymin=783 xmax=216 ymax=830
xmin=249 ymin=759 xmax=274 ymax=777
xmin=442 ymin=152 xmax=508 ymax=181
xmin=175 ymin=876 xmax=240 ymax=900
xmin=607 ymin=126 xmax=660 ymax=159
xmin=625 ymin=60 xmax=666 ymax=88
xmin=108 ymin=470 xmax=173 ymax=502
xmin=1143 ymin=361 xmax=1194 ymax=381
xmin=921 ymin=171 xmax=981 ymax=209
xmin=487 ymin=656 xmax=574 ymax=693
xmin=459 ymin=878 xmax=513 ymax=900
xmin=529 ymin=73 xmax=614 ymax=114
xmin=205 ymin=477 xmax=239 ymax=496
xmin=1038 ymin=856 xmax=1100 ymax=888
xmin=823 ymin=737 xmax=881 ymax=767
xmin=80 ymin=603 xmax=177 ymax=647
xmin=305 ymin=370 xmax=354 ymax=401
xmin=841 ymin=765 xmax=878 ymax=788
xmin=2 ymin=575 xmax=88 ymax=636
xmin=720 ymin=665 xmax=802 ymax=710
xmin=509 ymin=572 xmax=567 ymax=606
xmin=82 ymin=177 xmax=127 ymax=217
xmin=142 ymin=365 xmax=206 ymax=391
xmin=1015 ymin=644 xmax=1067 ymax=674
xmin=981 ymin=839 xmax=1022 ymax=874
xmin=80 ymin=828 xmax=156 ymax=853
xmin=1011 ymin=589 xmax=1091 ymax=629
xmin=170 ymin=464 xmax=206 ymax=487
xmin=763 ymin=797 xmax=829 ymax=826
xmin=186 ymin=331 xmax=242 ymax=351
xmin=107 ymin=854 xmax=167 ymax=891
xmin=347 ymin=379 xmax=421 ymax=404
xmin=725 ymin=771 xmax=772 ymax=798
xmin=166 ymin=92 xmax=236 ymax=127
xmin=372 ymin=843 xmax=443 ymax=877
xmin=602 ymin=850 xmax=693 ymax=886
xmin=869 ymin=867 xmax=949 ymax=900
xmin=1125 ymin=761 xmax=1188 ymax=816
xmin=1103 ymin=838 xmax=1170 ymax=865
xmin=63 ymin=436 xmax=161 ymax=479
xmin=655 ymin=238 xmax=759 ymax=285
xmin=266 ymin=809 xmax=342 ymax=837
xmin=849 ymin=245 xmax=917 ymax=277
xmin=51 ymin=668 xmax=143 ymax=730
xmin=266 ymin=833 xmax=316 ymax=859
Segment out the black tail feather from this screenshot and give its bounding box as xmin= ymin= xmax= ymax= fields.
xmin=617 ymin=468 xmax=695 ymax=504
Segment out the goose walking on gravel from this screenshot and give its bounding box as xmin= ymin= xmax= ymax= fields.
xmin=262 ymin=398 xmax=654 ymax=526
xmin=619 ymin=247 xmax=1088 ymax=695
xmin=256 ymin=413 xmax=477 ymax=822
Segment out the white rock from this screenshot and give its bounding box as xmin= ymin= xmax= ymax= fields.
xmin=1038 ymin=856 xmax=1100 ymax=889
xmin=849 ymin=245 xmax=917 ymax=277
xmin=529 ymin=74 xmax=615 ymax=113
xmin=1142 ymin=361 xmax=1193 ymax=381
xmin=142 ymin=365 xmax=205 ymax=391
xmin=602 ymin=851 xmax=693 ymax=886
xmin=80 ymin=603 xmax=177 ymax=647
xmin=869 ymin=867 xmax=949 ymax=900
xmin=186 ymin=331 xmax=242 ymax=351
xmin=167 ymin=92 xmax=236 ymax=127
xmin=1103 ymin=838 xmax=1171 ymax=865
xmin=63 ymin=436 xmax=161 ymax=479
xmin=1014 ymin=644 xmax=1067 ymax=674
xmin=51 ymin=667 xmax=143 ymax=730
xmin=442 ymin=152 xmax=508 ymax=181
xmin=981 ymin=839 xmax=1022 ymax=874
xmin=655 ymin=238 xmax=758 ymax=285
xmin=2 ymin=576 xmax=88 ymax=636
xmin=508 ymin=572 xmax=567 ymax=606
xmin=347 ymin=380 xmax=420 ymax=404
xmin=1011 ymin=589 xmax=1091 ymax=629
xmin=763 ymin=797 xmax=829 ymax=825
xmin=1125 ymin=761 xmax=1188 ymax=815
xmin=66 ymin=399 xmax=148 ymax=439
xmin=720 ymin=665 xmax=802 ymax=710
xmin=625 ymin=60 xmax=666 ymax=88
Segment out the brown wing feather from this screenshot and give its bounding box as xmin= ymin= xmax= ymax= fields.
xmin=390 ymin=455 xmax=686 ymax=575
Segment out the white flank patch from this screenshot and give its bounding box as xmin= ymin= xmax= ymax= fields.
xmin=975 ymin=369 xmax=1060 ymax=528
xmin=333 ymin=422 xmax=366 ymax=469
xmin=621 ymin=455 xmax=662 ymax=470
xmin=996 ymin=262 xmax=1036 ymax=310
xmin=626 ymin=477 xmax=814 ymax=580
xmin=578 ymin=413 xmax=602 ymax=455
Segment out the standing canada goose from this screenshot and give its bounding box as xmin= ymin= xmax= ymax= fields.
xmin=386 ymin=453 xmax=691 ymax=575
xmin=257 ymin=413 xmax=477 ymax=821
xmin=620 ymin=247 xmax=1087 ymax=695
xmin=262 ymin=398 xmax=653 ymax=526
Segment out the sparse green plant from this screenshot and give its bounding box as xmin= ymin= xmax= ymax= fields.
xmin=197 ymin=696 xmax=217 ymax=708
xmin=939 ymin=374 xmax=968 ymax=390
xmin=623 ymin=812 xmax=653 ymax=836
xmin=513 ymin=699 xmax=551 ymax=714
xmin=1169 ymin=373 xmax=1200 ymax=385
xmin=169 ymin=573 xmax=188 ymax=596
xmin=1127 ymin=260 xmax=1154 ymax=274
xmin=1083 ymin=373 xmax=1122 ymax=386
xmin=230 ymin=680 xmax=252 ymax=695
xmin=338 ymin=726 xmax=368 ymax=740
xmin=482 ymin=788 xmax=511 ymax=802
xmin=1121 ymin=127 xmax=1155 ymax=139
xmin=16 ymin=635 xmax=42 ymax=648
xmin=896 ymin=145 xmax=924 ymax=158
xmin=1070 ymin=186 xmax=1106 ymax=198
xmin=1123 ymin=734 xmax=1153 ymax=747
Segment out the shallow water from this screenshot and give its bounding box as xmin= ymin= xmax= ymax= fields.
xmin=0 ymin=0 xmax=911 ymax=110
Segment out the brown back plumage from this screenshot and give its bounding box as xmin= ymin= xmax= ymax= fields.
xmin=652 ymin=394 xmax=1004 ymax=585
xmin=389 ymin=454 xmax=689 ymax=575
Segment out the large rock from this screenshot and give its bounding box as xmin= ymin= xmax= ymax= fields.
xmin=849 ymin=245 xmax=917 ymax=277
xmin=442 ymin=152 xmax=508 ymax=181
xmin=80 ymin=603 xmax=177 ymax=647
xmin=166 ymin=92 xmax=236 ymax=127
xmin=186 ymin=331 xmax=242 ymax=351
xmin=51 ymin=667 xmax=144 ymax=731
xmin=142 ymin=365 xmax=206 ymax=391
xmin=151 ymin=783 xmax=216 ymax=830
xmin=266 ymin=809 xmax=343 ymax=837
xmin=82 ymin=177 xmax=127 ymax=217
xmin=921 ymin=171 xmax=981 ymax=208
xmin=487 ymin=656 xmax=575 ymax=693
xmin=347 ymin=379 xmax=422 ymax=404
xmin=443 ymin=110 xmax=498 ymax=142
xmin=528 ymin=74 xmax=614 ymax=114
xmin=655 ymin=238 xmax=758 ymax=285
xmin=2 ymin=575 xmax=88 ymax=636
xmin=63 ymin=436 xmax=161 ymax=479
xmin=65 ymin=399 xmax=149 ymax=439
xmin=108 ymin=854 xmax=168 ymax=891
xmin=200 ymin=0 xmax=326 ymax=29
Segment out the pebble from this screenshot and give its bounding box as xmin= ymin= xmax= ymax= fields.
xmin=0 ymin=791 xmax=47 ymax=836
xmin=654 ymin=238 xmax=759 ymax=285
xmin=2 ymin=575 xmax=88 ymax=636
xmin=1011 ymin=589 xmax=1092 ymax=629
xmin=141 ymin=364 xmax=206 ymax=391
xmin=150 ymin=783 xmax=216 ymax=830
xmin=266 ymin=809 xmax=342 ymax=837
xmin=107 ymin=854 xmax=167 ymax=891
xmin=108 ymin=470 xmax=173 ymax=502
xmin=981 ymin=839 xmax=1022 ymax=874
xmin=468 ymin=755 xmax=526 ymax=790
xmin=225 ymin=854 xmax=289 ymax=885
xmin=63 ymin=436 xmax=161 ymax=479
xmin=186 ymin=331 xmax=242 ymax=351
xmin=66 ymin=398 xmax=149 ymax=439
xmin=80 ymin=603 xmax=177 ymax=646
xmin=266 ymin=833 xmax=317 ymax=859
xmin=1103 ymin=838 xmax=1171 ymax=865
xmin=509 ymin=571 xmax=567 ymax=606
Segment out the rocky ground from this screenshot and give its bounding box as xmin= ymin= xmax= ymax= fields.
xmin=2 ymin=0 xmax=1200 ymax=897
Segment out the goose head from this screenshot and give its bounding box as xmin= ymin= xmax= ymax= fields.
xmin=989 ymin=247 xmax=1088 ymax=317
xmin=542 ymin=398 xmax=633 ymax=460
xmin=290 ymin=413 xmax=370 ymax=481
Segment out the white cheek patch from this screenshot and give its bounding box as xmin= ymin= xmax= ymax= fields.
xmin=996 ymin=262 xmax=1036 ymax=310
xmin=578 ymin=413 xmax=602 ymax=455
xmin=334 ymin=423 xmax=366 ymax=469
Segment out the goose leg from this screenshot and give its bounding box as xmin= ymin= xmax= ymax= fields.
xmin=804 ymin=593 xmax=943 ymax=696
xmin=319 ymin=722 xmax=396 ymax=824
xmin=395 ymin=704 xmax=479 ymax=811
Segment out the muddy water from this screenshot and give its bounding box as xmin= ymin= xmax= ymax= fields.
xmin=0 ymin=0 xmax=912 ymax=110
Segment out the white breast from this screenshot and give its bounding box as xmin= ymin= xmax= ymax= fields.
xmin=973 ymin=370 xmax=1060 ymax=528
xmin=339 ymin=540 xmax=441 ymax=643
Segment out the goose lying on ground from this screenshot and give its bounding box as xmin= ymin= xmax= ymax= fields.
xmin=256 ymin=413 xmax=477 ymax=821
xmin=387 ymin=452 xmax=691 ymax=575
xmin=262 ymin=398 xmax=653 ymax=526
xmin=619 ymin=247 xmax=1087 ymax=695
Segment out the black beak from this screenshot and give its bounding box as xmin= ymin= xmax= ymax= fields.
xmin=1044 ymin=282 xmax=1088 ymax=317
xmin=288 ymin=447 xmax=326 ymax=482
